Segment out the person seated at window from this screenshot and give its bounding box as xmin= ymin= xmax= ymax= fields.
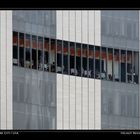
xmin=51 ymin=61 xmax=55 ymax=72
xmin=19 ymin=58 xmax=24 ymax=67
xmin=95 ymin=70 xmax=100 ymax=79
xmin=108 ymin=74 xmax=112 ymax=80
xmin=44 ymin=60 xmax=49 ymax=71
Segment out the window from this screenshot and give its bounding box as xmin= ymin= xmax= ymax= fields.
xmin=133 ymin=51 xmax=139 ymax=84
xmin=38 ymin=36 xmax=43 ymax=71
xmin=13 ymin=31 xmax=18 ymax=66
xmin=76 ymin=43 xmax=81 ymax=76
xmin=50 ymin=39 xmax=56 ymax=72
xmin=89 ymin=45 xmax=94 ymax=78
xmin=63 ymin=41 xmax=69 ymax=75
xmin=13 ymin=32 xmax=139 ymax=85
xmin=44 ymin=38 xmax=49 ymax=71
xmin=19 ymin=33 xmax=24 ymax=67
xmin=127 ymin=51 xmax=132 ymax=83
xmin=101 ymin=47 xmax=107 ymax=80
xmin=121 ymin=50 xmax=126 ymax=82
xmin=57 ymin=40 xmax=62 ymax=73
xmin=25 ymin=34 xmax=31 ymax=68
xmin=114 ymin=49 xmax=120 ymax=82
xmin=82 ymin=44 xmax=88 ymax=77
xmin=107 ymin=48 xmax=113 ymax=81
xmin=95 ymin=46 xmax=100 ymax=79
xmin=32 ymin=35 xmax=37 ymax=69
xmin=70 ymin=42 xmax=75 ymax=75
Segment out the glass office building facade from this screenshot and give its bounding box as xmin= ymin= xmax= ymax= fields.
xmin=0 ymin=10 xmax=139 ymax=129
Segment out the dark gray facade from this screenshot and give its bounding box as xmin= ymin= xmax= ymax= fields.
xmin=13 ymin=66 xmax=56 ymax=129
xmin=13 ymin=10 xmax=56 ymax=38
xmin=101 ymin=10 xmax=139 ymax=51
xmin=12 ymin=10 xmax=140 ymax=129
xmin=101 ymin=10 xmax=139 ymax=129
xmin=12 ymin=11 xmax=57 ymax=129
xmin=101 ymin=80 xmax=139 ymax=129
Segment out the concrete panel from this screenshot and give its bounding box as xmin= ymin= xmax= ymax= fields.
xmin=95 ymin=79 xmax=101 ymax=129
xmin=89 ymin=11 xmax=95 ymax=45
xmin=95 ymin=11 xmax=101 ymax=46
xmin=82 ymin=78 xmax=88 ymax=129
xmin=56 ymin=74 xmax=63 ymax=129
xmin=63 ymin=11 xmax=69 ymax=41
xmin=89 ymin=78 xmax=95 ymax=129
xmin=82 ymin=11 xmax=88 ymax=44
xmin=56 ymin=11 xmax=62 ymax=40
xmin=76 ymin=11 xmax=82 ymax=43
xmin=63 ymin=75 xmax=69 ymax=129
xmin=75 ymin=77 xmax=82 ymax=129
xmin=69 ymin=76 xmax=76 ymax=129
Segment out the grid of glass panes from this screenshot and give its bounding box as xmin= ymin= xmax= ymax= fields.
xmin=13 ymin=31 xmax=139 ymax=84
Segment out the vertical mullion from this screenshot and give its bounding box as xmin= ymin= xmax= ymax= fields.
xmin=112 ymin=48 xmax=114 ymax=81
xmin=61 ymin=11 xmax=64 ymax=74
xmin=48 ymin=38 xmax=50 ymax=72
xmin=37 ymin=36 xmax=38 ymax=70
xmin=30 ymin=35 xmax=32 ymax=69
xmin=100 ymin=46 xmax=101 ymax=79
xmin=24 ymin=33 xmax=26 ymax=68
xmin=132 ymin=51 xmax=134 ymax=83
xmin=93 ymin=45 xmax=95 ymax=79
xmin=87 ymin=12 xmax=89 ymax=79
xmin=68 ymin=11 xmax=70 ymax=75
xmin=42 ymin=36 xmax=44 ymax=72
xmin=105 ymin=48 xmax=107 ymax=80
xmin=119 ymin=49 xmax=121 ymax=82
xmin=106 ymin=48 xmax=108 ymax=80
xmin=55 ymin=38 xmax=57 ymax=73
xmin=74 ymin=11 xmax=76 ymax=76
xmin=17 ymin=32 xmax=19 ymax=66
xmin=126 ymin=50 xmax=127 ymax=83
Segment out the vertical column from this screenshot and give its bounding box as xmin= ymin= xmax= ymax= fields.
xmin=75 ymin=10 xmax=82 ymax=129
xmin=89 ymin=79 xmax=95 ymax=129
xmin=0 ymin=11 xmax=12 ymax=129
xmin=69 ymin=11 xmax=76 ymax=129
xmin=94 ymin=79 xmax=101 ymax=129
xmin=56 ymin=74 xmax=63 ymax=129
xmin=56 ymin=10 xmax=63 ymax=129
xmin=63 ymin=11 xmax=69 ymax=129
xmin=95 ymin=11 xmax=101 ymax=46
xmin=94 ymin=10 xmax=101 ymax=129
